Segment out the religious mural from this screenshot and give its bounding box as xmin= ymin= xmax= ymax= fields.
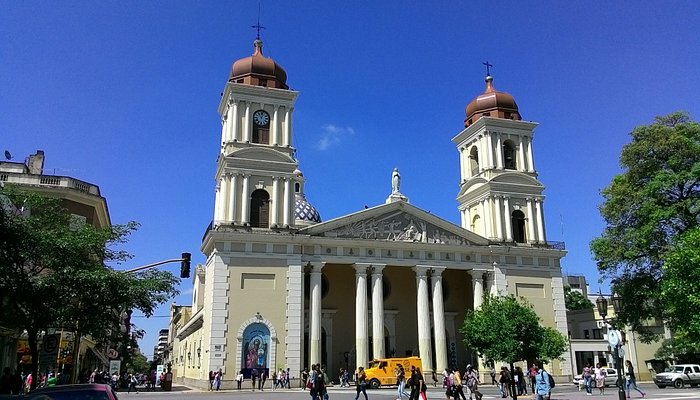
xmin=241 ymin=323 xmax=270 ymax=369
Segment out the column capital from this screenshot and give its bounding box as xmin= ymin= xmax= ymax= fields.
xmin=368 ymin=263 xmax=386 ymax=275
xmin=307 ymin=261 xmax=325 ymax=272
xmin=469 ymin=269 xmax=485 ymax=279
xmin=353 ymin=263 xmax=370 ymax=275
xmin=273 ymin=104 xmax=280 ymax=111
xmin=412 ymin=265 xmax=430 ymax=277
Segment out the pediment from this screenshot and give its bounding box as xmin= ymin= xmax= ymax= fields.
xmin=227 ymin=147 xmax=295 ymax=163
xmin=491 ymin=172 xmax=543 ymax=187
xmin=299 ymin=201 xmax=488 ymax=246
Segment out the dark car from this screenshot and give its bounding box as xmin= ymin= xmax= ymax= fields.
xmin=25 ymin=383 xmax=118 ymax=400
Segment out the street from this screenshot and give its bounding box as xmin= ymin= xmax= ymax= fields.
xmin=114 ymin=383 xmax=700 ymax=400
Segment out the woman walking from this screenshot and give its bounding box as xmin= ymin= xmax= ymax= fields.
xmin=594 ymin=364 xmax=606 ymax=395
xmin=624 ymin=360 xmax=646 ymax=398
xmin=355 ymin=366 xmax=368 ymax=400
xmin=582 ymin=363 xmax=593 ymax=395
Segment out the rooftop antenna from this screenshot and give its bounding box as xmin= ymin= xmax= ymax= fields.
xmin=251 ymin=2 xmax=266 ymax=40
xmin=482 ymin=61 xmax=493 ymax=77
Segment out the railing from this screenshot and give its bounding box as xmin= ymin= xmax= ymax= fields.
xmin=0 ymin=172 xmax=101 ymax=196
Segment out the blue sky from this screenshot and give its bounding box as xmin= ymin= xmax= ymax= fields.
xmin=3 ymin=1 xmax=699 ymax=359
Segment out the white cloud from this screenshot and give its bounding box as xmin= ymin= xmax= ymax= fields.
xmin=316 ymin=124 xmax=355 ymax=151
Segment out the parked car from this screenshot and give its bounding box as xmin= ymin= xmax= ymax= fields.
xmin=654 ymin=364 xmax=700 ymax=389
xmin=25 ymin=383 xmax=118 ymax=399
xmin=572 ymin=367 xmax=618 ymax=387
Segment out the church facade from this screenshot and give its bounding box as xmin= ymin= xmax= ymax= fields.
xmin=170 ymin=37 xmax=571 ymax=388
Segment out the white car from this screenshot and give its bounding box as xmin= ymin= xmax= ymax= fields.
xmin=654 ymin=364 xmax=700 ymax=389
xmin=572 ymin=368 xmax=618 ymax=387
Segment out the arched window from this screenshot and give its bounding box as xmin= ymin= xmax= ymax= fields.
xmin=469 ymin=146 xmax=480 ymax=176
xmin=250 ymin=189 xmax=270 ymax=228
xmin=471 ymin=215 xmax=482 ymax=236
xmin=511 ymin=210 xmax=526 ymax=243
xmin=503 ymin=140 xmax=516 ymax=170
xmin=252 ymin=110 xmax=270 ymax=144
xmin=241 ymin=323 xmax=270 ymax=371
xmin=294 ymin=182 xmax=300 ymax=193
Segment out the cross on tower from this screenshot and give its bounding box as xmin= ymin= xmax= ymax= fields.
xmin=251 ymin=3 xmax=266 ymax=40
xmin=483 ymin=61 xmax=493 ymax=76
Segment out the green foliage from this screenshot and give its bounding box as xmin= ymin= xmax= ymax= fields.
xmin=654 ymin=337 xmax=700 ymax=361
xmin=0 ymin=189 xmax=179 ymax=385
xmin=591 ymin=112 xmax=700 ymax=340
xmin=460 ymin=295 xmax=568 ymax=364
xmin=126 ymin=352 xmax=151 ymax=374
xmin=660 ymin=227 xmax=700 ymax=348
xmin=564 ymin=286 xmax=594 ymax=311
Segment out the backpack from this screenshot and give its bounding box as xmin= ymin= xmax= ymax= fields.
xmin=541 ymin=370 xmax=555 ymax=388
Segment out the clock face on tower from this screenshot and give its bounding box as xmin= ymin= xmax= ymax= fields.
xmin=253 ymin=110 xmax=270 ymax=126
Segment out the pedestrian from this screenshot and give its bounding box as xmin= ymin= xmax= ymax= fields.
xmin=127 ymin=373 xmax=139 ymax=393
xmin=251 ymin=367 xmax=258 ymax=391
xmin=315 ymin=366 xmax=328 ymax=400
xmin=465 ymin=365 xmax=483 ymax=400
xmin=533 ymin=362 xmax=551 ymax=400
xmin=432 ymin=370 xmax=439 ymax=387
xmin=208 ymin=370 xmax=214 ymax=391
xmin=594 ymin=363 xmax=606 ymax=395
xmin=355 ymin=366 xmax=368 ymax=400
xmin=415 ymin=367 xmax=427 ymax=400
xmin=583 ymin=363 xmax=593 ymax=395
xmin=408 ymin=366 xmax=418 ymax=400
xmin=214 ymin=368 xmax=222 ymax=391
xmin=260 ymin=368 xmax=266 ymax=391
xmin=396 ymin=364 xmax=410 ymax=399
xmin=302 ymin=368 xmax=309 ymax=390
xmin=624 ymin=360 xmax=646 ymax=398
xmin=272 ymin=369 xmax=278 ymax=390
xmin=490 ymin=367 xmax=497 ymax=385
xmin=452 ymin=368 xmax=467 ymax=400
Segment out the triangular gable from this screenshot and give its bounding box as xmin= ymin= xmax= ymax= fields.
xmin=299 ymin=201 xmax=489 ymax=246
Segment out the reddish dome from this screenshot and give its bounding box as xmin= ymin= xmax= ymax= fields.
xmin=229 ymin=39 xmax=289 ymax=89
xmin=464 ymin=75 xmax=521 ymax=127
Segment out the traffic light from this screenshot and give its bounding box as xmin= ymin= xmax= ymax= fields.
xmin=180 ymin=252 xmax=191 ymax=278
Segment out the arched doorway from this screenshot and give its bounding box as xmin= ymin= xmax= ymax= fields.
xmin=250 ymin=189 xmax=270 ymax=228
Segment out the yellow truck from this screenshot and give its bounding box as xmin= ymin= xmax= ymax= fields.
xmin=364 ymin=356 xmax=422 ymax=389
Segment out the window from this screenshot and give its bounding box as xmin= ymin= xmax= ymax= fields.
xmin=592 ymin=329 xmax=602 ymax=339
xmin=469 ymin=146 xmax=479 ymax=176
xmin=584 ymin=329 xmax=590 ymax=339
xmin=511 ymin=210 xmax=526 ymax=243
xmin=250 ymin=189 xmax=270 ymax=228
xmin=295 ymin=182 xmax=300 ymax=193
xmin=503 ymin=140 xmax=516 ymax=170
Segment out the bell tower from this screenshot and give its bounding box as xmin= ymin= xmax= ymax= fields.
xmin=212 ymin=38 xmax=300 ymax=229
xmin=452 ymin=73 xmax=548 ymax=244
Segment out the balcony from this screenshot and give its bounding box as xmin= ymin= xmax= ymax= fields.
xmin=0 ymin=171 xmax=101 ymax=196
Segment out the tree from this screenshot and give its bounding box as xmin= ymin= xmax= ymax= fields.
xmin=659 ymin=227 xmax=700 ymax=349
xmin=460 ymin=295 xmax=568 ymax=365
xmin=564 ymin=286 xmax=594 ymax=311
xmin=0 ymin=189 xmax=179 ymax=389
xmin=591 ymin=112 xmax=700 ymax=342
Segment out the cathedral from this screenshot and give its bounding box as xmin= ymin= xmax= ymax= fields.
xmin=169 ymin=36 xmax=571 ymax=388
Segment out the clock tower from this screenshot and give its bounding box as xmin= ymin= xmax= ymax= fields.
xmin=212 ymin=38 xmax=300 ymax=229
xmin=452 ymin=73 xmax=548 ymax=244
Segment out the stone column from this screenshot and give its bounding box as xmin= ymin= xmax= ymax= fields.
xmin=219 ymin=174 xmax=229 ymax=222
xmin=272 ymin=105 xmax=279 ymax=146
xmin=460 ymin=208 xmax=467 ymax=229
xmin=228 ymin=174 xmax=238 ymax=224
xmin=494 ymin=195 xmax=503 ymax=241
xmin=284 ymin=107 xmax=293 ymax=147
xmin=213 ymin=184 xmax=221 ymax=223
xmin=526 ymin=198 xmax=536 ymax=243
xmin=535 ymin=199 xmax=546 ymax=243
xmin=220 ymin=116 xmax=226 ymax=147
xmin=243 ymin=102 xmax=251 ymax=143
xmin=527 ymin=136 xmax=535 ymax=172
xmin=479 ymin=199 xmax=487 ymax=237
xmin=503 ymin=197 xmax=512 ymax=241
xmin=413 ymin=266 xmax=433 ymax=374
xmin=309 ymin=262 xmax=325 ymax=367
xmin=430 ymin=267 xmax=447 ymax=373
xmin=271 ymin=177 xmax=280 ymax=227
xmin=370 ymin=264 xmax=386 ymax=359
xmin=485 ymin=131 xmax=494 ymax=169
xmin=226 ymin=98 xmax=234 ymax=143
xmin=241 ymin=174 xmax=250 ymax=225
xmin=484 ymin=197 xmax=493 ymax=239
xmin=283 ymin=178 xmax=291 ymax=227
xmin=518 ymin=136 xmax=526 ymax=172
xmin=479 ymin=135 xmax=486 ymax=172
xmin=232 ymin=99 xmax=239 ymax=142
xmin=354 ymin=264 xmax=369 ymax=369
xmin=495 ymin=132 xmax=503 ymax=169
xmin=460 ymin=147 xmax=467 ymax=181
xmin=470 ymin=270 xmax=484 ymax=309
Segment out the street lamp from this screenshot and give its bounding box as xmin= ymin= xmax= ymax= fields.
xmin=596 ymin=292 xmax=626 ymax=400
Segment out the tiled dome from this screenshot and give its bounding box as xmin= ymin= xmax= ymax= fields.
xmin=295 ymin=196 xmax=321 ymax=223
